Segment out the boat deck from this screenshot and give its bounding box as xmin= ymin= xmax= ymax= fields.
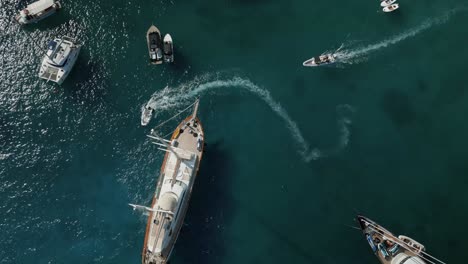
xmin=39 ymin=66 xmax=58 ymax=81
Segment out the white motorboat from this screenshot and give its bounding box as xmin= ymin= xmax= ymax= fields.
xmin=302 ymin=54 xmax=337 ymax=67
xmin=38 ymin=36 xmax=81 ymax=84
xmin=163 ymin=34 xmax=174 ymax=63
xmin=147 ymin=25 xmax=163 ymax=65
xmin=380 ymin=0 xmax=397 ymax=7
xmin=141 ymin=105 xmax=154 ymax=126
xmin=383 ymin=3 xmax=399 ymax=12
xmin=15 ymin=0 xmax=61 ymax=25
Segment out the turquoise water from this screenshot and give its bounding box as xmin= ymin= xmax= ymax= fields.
xmin=1 ymin=0 xmax=468 ymax=263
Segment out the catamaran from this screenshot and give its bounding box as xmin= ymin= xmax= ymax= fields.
xmin=147 ymin=25 xmax=163 ymax=65
xmin=15 ymin=0 xmax=61 ymax=25
xmin=131 ymin=100 xmax=205 ymax=264
xmin=302 ymin=53 xmax=337 ymax=67
xmin=357 ymin=215 xmax=446 ymax=264
xmin=38 ymin=36 xmax=81 ymax=84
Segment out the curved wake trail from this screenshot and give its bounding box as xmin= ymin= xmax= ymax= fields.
xmin=335 ymin=9 xmax=460 ymax=64
xmin=145 ymin=76 xmax=354 ymax=162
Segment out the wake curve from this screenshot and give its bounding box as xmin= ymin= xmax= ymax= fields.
xmin=144 ymin=76 xmax=354 ymax=162
xmin=334 ymin=8 xmax=462 ymax=64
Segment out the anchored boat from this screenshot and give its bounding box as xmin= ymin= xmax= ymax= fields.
xmin=147 ymin=25 xmax=163 ymax=65
xmin=303 ymin=53 xmax=337 ymax=67
xmin=15 ymin=0 xmax=61 ymax=25
xmin=163 ymin=34 xmax=174 ymax=63
xmin=380 ymin=0 xmax=397 ymax=7
xmin=131 ymin=100 xmax=205 ymax=264
xmin=357 ymin=215 xmax=446 ymax=264
xmin=383 ymin=3 xmax=399 ymax=12
xmin=38 ymin=36 xmax=81 ymax=84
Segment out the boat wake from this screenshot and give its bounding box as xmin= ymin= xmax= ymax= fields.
xmin=333 ymin=9 xmax=461 ymax=64
xmin=145 ymin=76 xmax=354 ymax=162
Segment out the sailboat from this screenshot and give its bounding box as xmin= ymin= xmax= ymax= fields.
xmin=357 ymin=215 xmax=446 ymax=264
xmin=131 ymin=99 xmax=205 ymax=264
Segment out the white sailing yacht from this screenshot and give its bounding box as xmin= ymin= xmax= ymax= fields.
xmin=131 ymin=100 xmax=204 ymax=264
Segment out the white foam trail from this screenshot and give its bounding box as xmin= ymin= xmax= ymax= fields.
xmin=334 ymin=9 xmax=460 ymax=64
xmin=146 ymin=76 xmax=354 ymax=162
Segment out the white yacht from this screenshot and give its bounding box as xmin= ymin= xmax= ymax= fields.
xmin=147 ymin=25 xmax=163 ymax=65
xmin=15 ymin=0 xmax=61 ymax=25
xmin=38 ymin=37 xmax=81 ymax=84
xmin=131 ymin=100 xmax=204 ymax=264
xmin=380 ymin=0 xmax=397 ymax=7
xmin=357 ymin=215 xmax=446 ymax=264
xmin=303 ymin=54 xmax=337 ymax=67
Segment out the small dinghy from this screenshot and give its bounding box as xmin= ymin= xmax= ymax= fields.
xmin=383 ymin=3 xmax=399 ymax=12
xmin=141 ymin=104 xmax=154 ymax=126
xmin=147 ymin=25 xmax=163 ymax=65
xmin=302 ymin=54 xmax=337 ymax=67
xmin=380 ymin=0 xmax=397 ymax=7
xmin=163 ymin=34 xmax=174 ymax=63
xmin=38 ymin=36 xmax=81 ymax=84
xmin=15 ymin=0 xmax=61 ymax=25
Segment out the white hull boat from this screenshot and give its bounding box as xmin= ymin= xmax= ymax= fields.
xmin=302 ymin=54 xmax=337 ymax=67
xmin=15 ymin=0 xmax=61 ymax=25
xmin=357 ymin=216 xmax=446 ymax=264
xmin=380 ymin=0 xmax=397 ymax=7
xmin=38 ymin=36 xmax=81 ymax=85
xmin=163 ymin=34 xmax=174 ymax=63
xmin=383 ymin=3 xmax=399 ymax=12
xmin=147 ymin=25 xmax=163 ymax=65
xmin=131 ymin=100 xmax=205 ymax=264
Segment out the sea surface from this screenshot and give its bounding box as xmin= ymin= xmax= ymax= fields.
xmin=1 ymin=0 xmax=468 ymax=263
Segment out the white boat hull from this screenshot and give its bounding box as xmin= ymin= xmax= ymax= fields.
xmin=380 ymin=0 xmax=396 ymax=7
xmin=383 ymin=3 xmax=399 ymax=12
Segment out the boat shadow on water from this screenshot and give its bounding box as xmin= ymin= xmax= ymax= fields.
xmin=172 ymin=140 xmax=235 ymax=264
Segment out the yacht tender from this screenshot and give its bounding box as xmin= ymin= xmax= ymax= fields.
xmin=38 ymin=36 xmax=81 ymax=84
xmin=163 ymin=34 xmax=174 ymax=63
xmin=147 ymin=25 xmax=163 ymax=64
xmin=15 ymin=0 xmax=61 ymax=25
xmin=357 ymin=215 xmax=446 ymax=264
xmin=303 ymin=54 xmax=337 ymax=67
xmin=131 ymin=100 xmax=205 ymax=264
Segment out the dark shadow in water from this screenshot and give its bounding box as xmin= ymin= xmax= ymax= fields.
xmin=235 ymin=199 xmax=320 ymax=263
xmin=173 ymin=140 xmax=235 ymax=264
xmin=381 ymin=89 xmax=415 ymax=127
xmin=166 ymin=46 xmax=191 ymax=75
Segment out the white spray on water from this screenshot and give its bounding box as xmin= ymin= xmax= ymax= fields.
xmin=143 ymin=76 xmax=354 ymax=162
xmin=333 ymin=9 xmax=460 ymax=64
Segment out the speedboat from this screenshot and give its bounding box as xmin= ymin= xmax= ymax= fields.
xmin=163 ymin=34 xmax=174 ymax=63
xmin=38 ymin=36 xmax=81 ymax=84
xmin=357 ymin=215 xmax=446 ymax=264
xmin=383 ymin=3 xmax=399 ymax=12
xmin=15 ymin=0 xmax=61 ymax=25
xmin=141 ymin=104 xmax=154 ymax=126
xmin=380 ymin=0 xmax=397 ymax=7
xmin=302 ymin=54 xmax=337 ymax=67
xmin=147 ymin=25 xmax=163 ymax=65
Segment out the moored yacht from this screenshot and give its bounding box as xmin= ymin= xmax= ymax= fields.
xmin=15 ymin=0 xmax=61 ymax=25
xmin=147 ymin=25 xmax=163 ymax=64
xmin=357 ymin=215 xmax=446 ymax=264
xmin=163 ymin=34 xmax=174 ymax=63
xmin=383 ymin=3 xmax=399 ymax=12
xmin=303 ymin=53 xmax=337 ymax=67
xmin=131 ymin=100 xmax=205 ymax=264
xmin=38 ymin=36 xmax=81 ymax=84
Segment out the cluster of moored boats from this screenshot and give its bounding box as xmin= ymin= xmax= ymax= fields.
xmin=381 ymin=0 xmax=400 ymax=13
xmin=15 ymin=0 xmax=174 ymax=85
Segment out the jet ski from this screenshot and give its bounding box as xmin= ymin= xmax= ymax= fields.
xmin=380 ymin=0 xmax=396 ymax=7
xmin=383 ymin=3 xmax=399 ymax=12
xmin=302 ymin=54 xmax=337 ymax=67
